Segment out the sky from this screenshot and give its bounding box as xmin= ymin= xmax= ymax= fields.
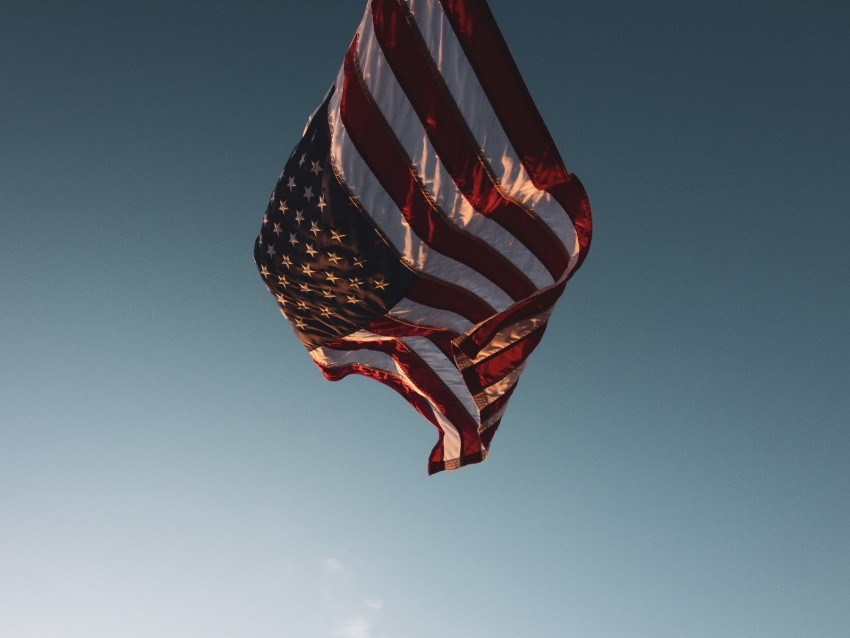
xmin=1 ymin=1 xmax=848 ymax=637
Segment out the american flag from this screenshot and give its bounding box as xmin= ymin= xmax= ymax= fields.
xmin=254 ymin=0 xmax=592 ymax=474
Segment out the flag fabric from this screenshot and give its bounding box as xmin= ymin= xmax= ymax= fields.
xmin=254 ymin=0 xmax=592 ymax=474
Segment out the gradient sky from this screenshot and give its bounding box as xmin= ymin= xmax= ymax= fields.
xmin=2 ymin=1 xmax=848 ymax=637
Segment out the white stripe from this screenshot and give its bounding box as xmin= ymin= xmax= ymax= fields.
xmin=310 ymin=343 xmax=463 ymax=460
xmin=407 ymin=0 xmax=580 ymax=270
xmin=327 ymin=63 xmax=514 ymax=312
xmin=387 ymin=298 xmax=473 ymax=334
xmin=355 ymin=12 xmax=554 ymax=289
xmin=401 ymin=336 xmax=478 ymax=420
xmin=431 ymin=408 xmax=463 ymax=463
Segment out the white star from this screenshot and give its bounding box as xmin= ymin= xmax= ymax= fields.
xmin=310 ymin=160 xmax=323 ymax=175
xmin=353 ymin=257 xmax=366 ymax=268
xmin=278 ymin=200 xmax=289 ymax=214
xmin=309 ymin=221 xmax=321 ymax=236
xmin=277 ymin=274 xmax=288 ymax=286
xmin=281 ymin=255 xmax=292 ymax=268
xmin=294 ymin=210 xmax=304 ymax=224
xmin=260 ymin=265 xmax=270 ymax=278
xmin=345 ymin=294 xmax=359 ymax=304
xmin=276 ymin=293 xmax=287 ymax=305
xmin=299 ymin=153 xmax=306 ymax=166
xmin=320 ymin=307 xmax=332 ymax=317
xmin=348 ymin=277 xmax=362 ymax=289
xmin=374 ymin=277 xmax=389 ymax=290
xmin=305 ymin=243 xmax=319 ymax=258
xmin=266 ymin=244 xmax=276 ymax=257
xmin=330 ymin=229 xmax=346 ymax=243
xmin=286 ymin=176 xmax=297 ymax=191
xmin=325 ymin=272 xmax=340 ymax=283
xmin=299 ymin=282 xmax=311 ymax=293
xmin=289 ymin=233 xmax=299 ymax=246
xmin=317 ymin=195 xmax=327 ymax=212
xmin=262 ymin=213 xmax=269 ymax=225
xmin=272 ymin=223 xmax=283 ymax=236
xmin=322 ymin=289 xmax=335 ymax=299
xmin=326 ymin=252 xmax=342 ymax=265
xmin=297 ymin=300 xmax=308 ymax=310
xmin=301 ymin=264 xmax=314 ymax=276
xmin=295 ymin=318 xmax=306 ymax=329
xmin=303 ymin=185 xmax=315 ymax=202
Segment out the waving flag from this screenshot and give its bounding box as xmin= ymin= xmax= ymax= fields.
xmin=254 ymin=0 xmax=592 ymax=474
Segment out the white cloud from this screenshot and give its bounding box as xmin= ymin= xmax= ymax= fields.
xmin=331 ymin=615 xmax=372 ymax=638
xmin=363 ymin=598 xmax=384 ymax=611
xmin=320 ymin=558 xmax=383 ymax=638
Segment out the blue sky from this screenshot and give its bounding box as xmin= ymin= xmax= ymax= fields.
xmin=1 ymin=1 xmax=848 ymax=636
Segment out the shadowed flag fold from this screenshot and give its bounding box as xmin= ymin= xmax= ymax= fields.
xmin=254 ymin=0 xmax=592 ymax=474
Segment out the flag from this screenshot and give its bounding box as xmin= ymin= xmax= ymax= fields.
xmin=254 ymin=0 xmax=592 ymax=474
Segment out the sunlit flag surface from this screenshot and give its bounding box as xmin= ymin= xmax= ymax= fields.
xmin=254 ymin=0 xmax=592 ymax=474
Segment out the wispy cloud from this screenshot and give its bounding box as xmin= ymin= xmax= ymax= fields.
xmin=331 ymin=615 xmax=372 ymax=638
xmin=363 ymin=598 xmax=384 ymax=611
xmin=320 ymin=558 xmax=384 ymax=638
xmin=323 ymin=558 xmax=346 ymax=574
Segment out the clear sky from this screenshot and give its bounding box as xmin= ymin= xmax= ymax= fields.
xmin=1 ymin=1 xmax=848 ymax=637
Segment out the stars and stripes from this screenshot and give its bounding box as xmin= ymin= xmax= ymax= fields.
xmin=254 ymin=0 xmax=592 ymax=474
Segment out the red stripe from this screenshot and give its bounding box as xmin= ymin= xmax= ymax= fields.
xmin=462 ymin=323 xmax=548 ymax=393
xmin=438 ymin=0 xmax=592 ymax=269
xmin=340 ymin=37 xmax=534 ymax=303
xmin=405 ymin=276 xmax=493 ymax=325
xmin=371 ymin=0 xmax=569 ymax=281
